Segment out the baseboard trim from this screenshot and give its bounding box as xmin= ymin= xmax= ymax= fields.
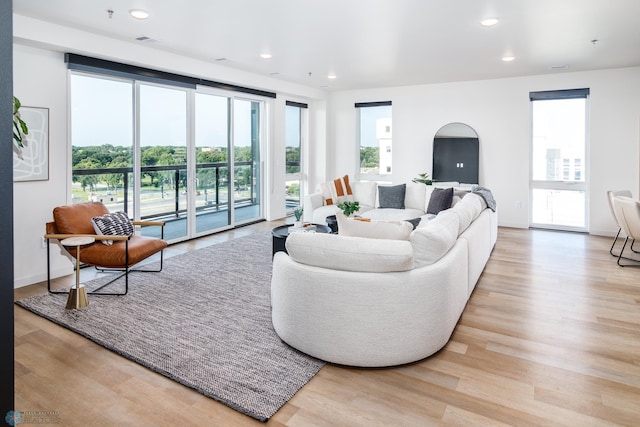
xmin=14 ymin=266 xmax=72 ymax=289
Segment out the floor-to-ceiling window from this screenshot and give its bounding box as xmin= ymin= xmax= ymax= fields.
xmin=356 ymin=101 xmax=392 ymax=181
xmin=69 ymin=63 xmax=268 ymax=243
xmin=138 ymin=83 xmax=188 ymax=240
xmin=530 ymin=88 xmax=589 ymax=231
xmin=285 ymin=101 xmax=307 ymax=212
xmin=69 ymin=73 xmax=133 ymax=211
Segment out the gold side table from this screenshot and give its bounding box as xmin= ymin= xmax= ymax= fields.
xmin=60 ymin=236 xmax=95 ymax=309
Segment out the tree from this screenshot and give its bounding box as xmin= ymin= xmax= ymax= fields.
xmin=360 ymin=146 xmax=379 ymax=168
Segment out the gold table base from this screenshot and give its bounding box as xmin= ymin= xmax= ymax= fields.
xmin=66 ymin=284 xmax=89 ymax=309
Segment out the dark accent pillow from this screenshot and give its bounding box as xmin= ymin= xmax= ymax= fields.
xmin=405 ymin=217 xmax=421 ymax=230
xmin=427 ymin=187 xmax=454 ymax=215
xmin=378 ymin=184 xmax=406 ymax=209
xmin=91 ymin=211 xmax=134 ymax=246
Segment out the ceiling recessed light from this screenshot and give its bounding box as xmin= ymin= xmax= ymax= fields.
xmin=260 ymin=53 xmax=272 ymax=59
xmin=327 ymin=74 xmax=337 ymax=79
xmin=129 ymin=9 xmax=150 ymax=20
xmin=502 ymin=56 xmax=515 ymax=62
xmin=481 ymin=18 xmax=499 ymax=27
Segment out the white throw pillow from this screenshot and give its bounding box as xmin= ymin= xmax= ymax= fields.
xmin=404 ymin=181 xmax=427 ymax=211
xmin=410 ymin=210 xmax=460 ymax=267
xmin=285 ymin=232 xmax=414 ymax=272
xmin=319 ymin=174 xmax=354 ymax=205
xmin=336 ymin=213 xmax=413 ymax=240
xmin=353 ymin=181 xmax=377 ymax=208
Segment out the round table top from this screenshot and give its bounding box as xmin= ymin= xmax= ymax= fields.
xmin=60 ymin=236 xmax=96 ymax=247
xmin=272 ymin=223 xmax=332 ymax=238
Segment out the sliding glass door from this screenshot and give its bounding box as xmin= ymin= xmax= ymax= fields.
xmin=71 ymin=72 xmax=264 ymax=243
xmin=193 ymin=93 xmax=263 ymax=235
xmin=138 ymin=83 xmax=188 ymax=240
xmin=232 ymin=98 xmax=262 ymax=225
xmin=195 ymin=93 xmax=231 ymax=233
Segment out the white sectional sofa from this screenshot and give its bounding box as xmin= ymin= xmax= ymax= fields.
xmin=271 ymin=191 xmax=497 ymax=367
xmin=304 ymin=180 xmax=473 ymax=225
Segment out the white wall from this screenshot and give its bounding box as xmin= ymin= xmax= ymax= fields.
xmin=13 ymin=15 xmax=329 ymax=287
xmin=327 ymin=67 xmax=640 ymax=234
xmin=13 ymin=44 xmax=72 ymax=287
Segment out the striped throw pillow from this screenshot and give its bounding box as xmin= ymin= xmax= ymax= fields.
xmin=91 ymin=211 xmax=134 ymax=246
xmin=319 ymin=175 xmax=354 ymax=205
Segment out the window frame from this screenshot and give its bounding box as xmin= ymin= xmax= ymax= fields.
xmin=529 ymin=88 xmax=590 ymax=232
xmin=285 ymin=100 xmax=308 ymax=213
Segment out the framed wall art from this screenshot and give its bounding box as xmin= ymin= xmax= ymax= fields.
xmin=13 ymin=106 xmax=49 ymax=182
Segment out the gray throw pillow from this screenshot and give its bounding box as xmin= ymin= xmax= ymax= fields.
xmin=405 ymin=217 xmax=421 ymax=229
xmin=426 ymin=187 xmax=454 ymax=214
xmin=378 ymin=184 xmax=406 ymax=209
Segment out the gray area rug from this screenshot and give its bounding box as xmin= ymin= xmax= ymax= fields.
xmin=17 ymin=231 xmax=325 ymax=422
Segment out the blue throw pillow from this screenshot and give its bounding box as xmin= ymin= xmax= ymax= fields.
xmin=378 ymin=184 xmax=406 ymax=209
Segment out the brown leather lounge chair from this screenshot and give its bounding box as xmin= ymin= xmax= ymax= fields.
xmin=45 ymin=202 xmax=168 ymax=295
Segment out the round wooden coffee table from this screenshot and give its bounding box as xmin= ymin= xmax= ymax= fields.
xmin=272 ymin=223 xmax=332 ymax=256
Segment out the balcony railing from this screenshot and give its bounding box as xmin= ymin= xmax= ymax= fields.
xmin=72 ymin=162 xmax=254 ymax=221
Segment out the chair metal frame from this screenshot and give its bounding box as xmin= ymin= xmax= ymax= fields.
xmin=606 ymin=190 xmax=638 ymax=257
xmin=46 ymin=221 xmax=166 ymax=296
xmin=612 ymin=196 xmax=640 ymax=267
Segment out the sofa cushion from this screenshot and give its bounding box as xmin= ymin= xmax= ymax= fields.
xmin=451 ymin=200 xmax=475 ymax=234
xmin=353 ymin=181 xmax=377 ymax=208
xmin=405 ymin=182 xmax=427 ymax=211
xmin=337 ymin=213 xmax=413 ymax=240
xmin=426 ymin=187 xmax=454 ymax=214
xmin=410 ymin=210 xmax=460 ymax=267
xmin=285 ymin=232 xmax=414 ymax=272
xmin=91 ymin=211 xmax=134 ymax=246
xmin=320 ymin=174 xmax=354 ymax=205
xmin=378 ymin=184 xmax=406 ymax=209
xmin=361 ymin=208 xmax=426 ymax=222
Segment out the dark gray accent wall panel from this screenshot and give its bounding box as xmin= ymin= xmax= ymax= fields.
xmin=0 ymin=0 xmax=15 ymax=415
xmin=432 ymin=137 xmax=479 ymax=184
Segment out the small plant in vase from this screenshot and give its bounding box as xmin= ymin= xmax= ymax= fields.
xmin=293 ymin=207 xmax=304 ymax=227
xmin=337 ymin=200 xmax=360 ymax=217
xmin=412 ymin=172 xmax=432 ymax=185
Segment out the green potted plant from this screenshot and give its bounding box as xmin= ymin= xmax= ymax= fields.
xmin=412 ymin=172 xmax=432 ymax=185
xmin=293 ymin=206 xmax=304 ymax=227
xmin=337 ymin=200 xmax=360 ymax=217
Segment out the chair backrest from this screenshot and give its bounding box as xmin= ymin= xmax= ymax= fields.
xmin=607 ymin=190 xmax=632 ymax=224
xmin=618 ymin=196 xmax=640 ymax=240
xmin=52 ymin=202 xmax=109 ymax=234
xmin=613 ymin=196 xmax=640 ymax=240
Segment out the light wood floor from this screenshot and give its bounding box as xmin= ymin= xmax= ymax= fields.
xmin=14 ymin=224 xmax=640 ymax=426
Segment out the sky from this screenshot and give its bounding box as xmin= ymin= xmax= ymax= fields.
xmin=360 ymin=105 xmax=391 ymax=147
xmin=70 ymin=73 xmax=258 ymax=150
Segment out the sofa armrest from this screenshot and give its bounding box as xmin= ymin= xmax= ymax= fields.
xmin=303 ymin=192 xmax=325 ymax=222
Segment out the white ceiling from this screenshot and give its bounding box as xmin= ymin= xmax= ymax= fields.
xmin=13 ymin=0 xmax=640 ymax=91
